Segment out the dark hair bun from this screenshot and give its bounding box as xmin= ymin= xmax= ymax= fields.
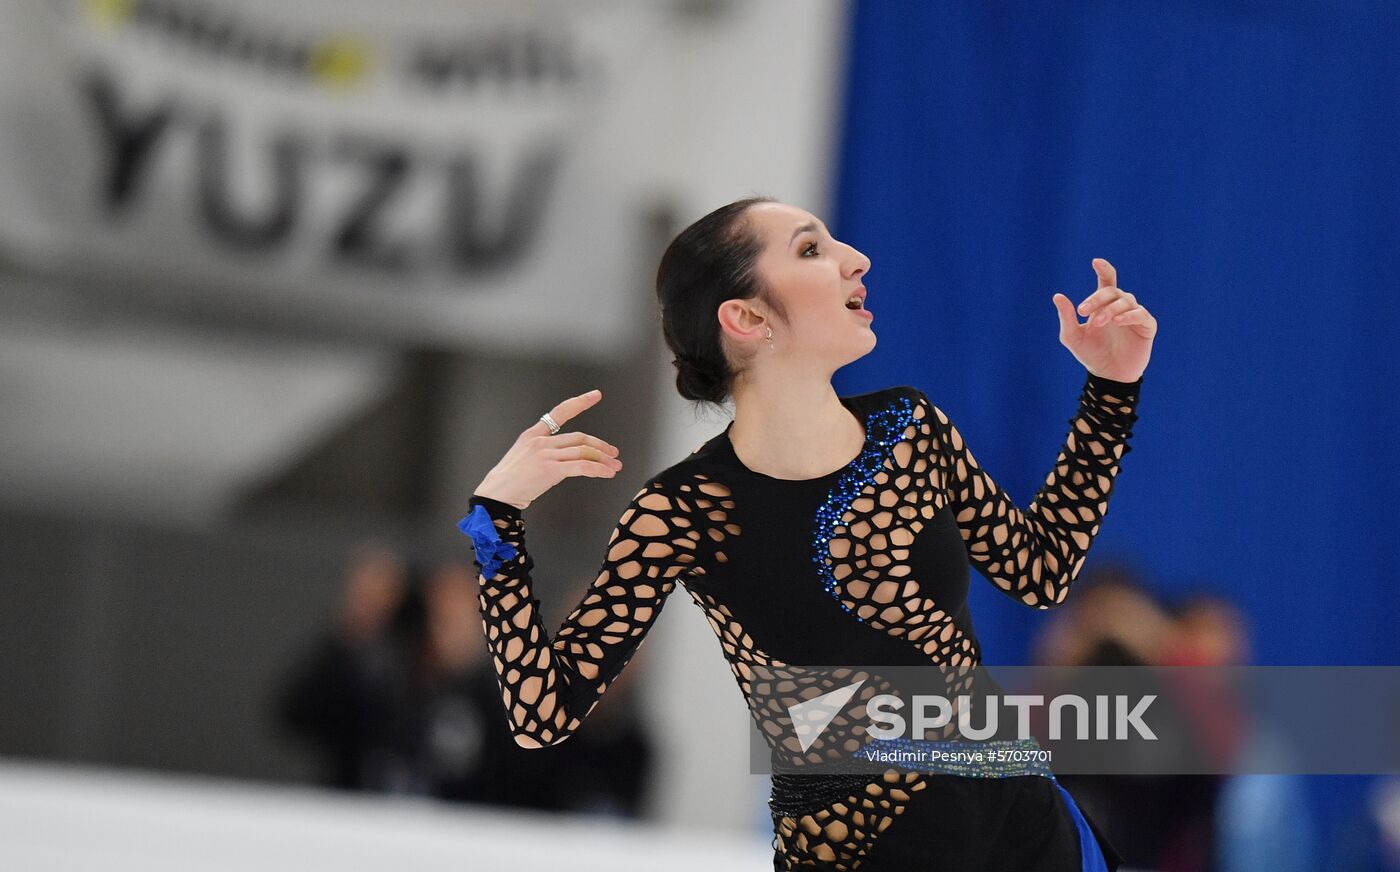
xmin=656 ymin=196 xmax=777 ymax=409
xmin=672 ymin=354 xmax=727 ymax=404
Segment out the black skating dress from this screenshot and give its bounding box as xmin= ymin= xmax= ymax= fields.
xmin=462 ymin=373 xmax=1141 ymax=871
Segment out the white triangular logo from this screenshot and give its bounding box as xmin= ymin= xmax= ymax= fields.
xmin=787 ymin=679 xmax=866 ymax=753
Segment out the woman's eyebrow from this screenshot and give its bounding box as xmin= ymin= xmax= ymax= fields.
xmin=788 ymin=221 xmax=819 ymax=246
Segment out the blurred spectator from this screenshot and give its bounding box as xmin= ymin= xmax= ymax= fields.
xmin=1032 ymin=564 xmax=1222 ymax=872
xmin=1165 ymin=594 xmax=1318 ymax=872
xmin=275 ymin=542 xmax=409 ymax=791
xmin=273 ymin=542 xmax=657 ymax=819
xmin=1032 ymin=561 xmax=1177 ymax=669
xmin=1161 ymin=594 xmax=1251 ymax=668
xmin=1036 ymin=571 xmax=1324 ymax=872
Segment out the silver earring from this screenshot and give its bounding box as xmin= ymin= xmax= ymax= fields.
xmin=766 ymin=326 xmax=774 ymax=349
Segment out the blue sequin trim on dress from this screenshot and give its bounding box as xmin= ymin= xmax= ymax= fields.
xmin=810 ymin=395 xmax=917 ymax=622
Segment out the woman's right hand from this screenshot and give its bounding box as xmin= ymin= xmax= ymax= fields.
xmin=471 ymin=388 xmax=623 ymax=511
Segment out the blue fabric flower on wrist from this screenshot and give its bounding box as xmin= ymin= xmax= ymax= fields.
xmin=457 ymin=503 xmax=518 ymax=579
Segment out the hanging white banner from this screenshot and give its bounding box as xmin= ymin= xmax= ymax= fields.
xmin=0 ymin=0 xmax=661 ymax=356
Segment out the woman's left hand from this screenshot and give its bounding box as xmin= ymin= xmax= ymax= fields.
xmin=1052 ymin=258 xmax=1157 ymax=383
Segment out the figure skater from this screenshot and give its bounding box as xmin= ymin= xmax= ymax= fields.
xmin=457 ymin=197 xmax=1156 ymax=870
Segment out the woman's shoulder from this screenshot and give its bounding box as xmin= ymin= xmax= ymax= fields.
xmin=845 ymin=383 xmax=930 ymax=409
xmin=850 ymin=385 xmax=953 ymax=435
xmin=628 ymin=441 xmax=733 ymax=498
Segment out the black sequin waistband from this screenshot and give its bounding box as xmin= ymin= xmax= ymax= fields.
xmin=768 ymin=772 xmax=877 ymax=818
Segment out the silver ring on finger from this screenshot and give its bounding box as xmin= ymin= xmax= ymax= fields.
xmin=540 ymin=412 xmax=561 ymax=435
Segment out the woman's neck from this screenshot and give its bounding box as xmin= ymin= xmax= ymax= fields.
xmin=727 ymin=377 xmax=865 ymax=479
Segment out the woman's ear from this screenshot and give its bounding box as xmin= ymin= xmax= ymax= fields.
xmin=716 ymin=298 xmax=766 ymax=344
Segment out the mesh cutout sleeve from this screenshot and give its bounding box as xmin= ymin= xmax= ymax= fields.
xmin=465 ymin=481 xmax=696 ymax=748
xmin=926 ymin=372 xmax=1142 ymax=609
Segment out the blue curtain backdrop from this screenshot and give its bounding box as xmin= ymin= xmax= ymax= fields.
xmin=830 ymin=1 xmax=1398 ymax=858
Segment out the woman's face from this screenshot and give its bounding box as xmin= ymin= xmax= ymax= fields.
xmin=727 ymin=201 xmax=875 ymax=368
